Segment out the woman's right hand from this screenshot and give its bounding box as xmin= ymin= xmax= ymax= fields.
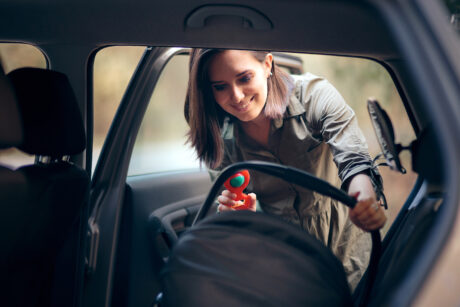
xmin=217 ymin=189 xmax=257 ymax=212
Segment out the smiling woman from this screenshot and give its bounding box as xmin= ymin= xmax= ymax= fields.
xmin=183 ymin=48 xmax=387 ymax=289
xmin=120 ymin=48 xmax=415 ymax=228
xmin=87 ymin=46 xmax=422 ymax=306
xmin=0 ymin=1 xmax=458 ymax=306
xmin=208 ymin=50 xmax=273 ymax=123
xmin=185 ymin=49 xmax=293 ymax=166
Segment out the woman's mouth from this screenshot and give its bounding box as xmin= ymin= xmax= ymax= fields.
xmin=234 ymin=96 xmax=254 ymax=112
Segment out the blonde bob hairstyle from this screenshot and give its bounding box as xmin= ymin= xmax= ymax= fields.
xmin=184 ymin=48 xmax=294 ymax=169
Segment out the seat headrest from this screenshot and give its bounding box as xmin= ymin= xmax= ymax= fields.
xmin=0 ymin=65 xmax=23 ymax=149
xmin=8 ymin=68 xmax=86 ymax=157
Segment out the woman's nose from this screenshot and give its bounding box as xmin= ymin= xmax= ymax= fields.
xmin=230 ymin=85 xmax=244 ymax=103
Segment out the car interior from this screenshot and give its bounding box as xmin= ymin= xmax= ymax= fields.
xmin=1 ymin=67 xmax=89 ymax=306
xmin=0 ymin=0 xmax=459 ymax=307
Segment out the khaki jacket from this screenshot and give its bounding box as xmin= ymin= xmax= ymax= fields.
xmin=210 ymin=73 xmax=380 ymax=289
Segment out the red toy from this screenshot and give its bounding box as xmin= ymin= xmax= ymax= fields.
xmin=223 ymin=170 xmax=251 ymax=210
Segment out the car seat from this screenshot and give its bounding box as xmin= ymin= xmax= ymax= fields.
xmin=0 ymin=64 xmax=27 ymax=292
xmin=159 ymin=107 xmax=444 ymax=306
xmin=161 ymin=210 xmax=353 ymax=306
xmin=4 ymin=68 xmax=89 ymax=307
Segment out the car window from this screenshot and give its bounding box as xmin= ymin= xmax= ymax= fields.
xmin=125 ymin=50 xmax=416 ymax=235
xmin=127 ymin=51 xmax=305 ymax=176
xmin=0 ymin=43 xmax=47 ymax=168
xmin=128 ymin=53 xmax=198 ymax=175
xmin=92 ymin=46 xmax=145 ymax=172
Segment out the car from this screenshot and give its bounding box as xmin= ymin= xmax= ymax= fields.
xmin=0 ymin=0 xmax=459 ymax=306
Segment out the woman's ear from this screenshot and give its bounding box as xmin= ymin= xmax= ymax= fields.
xmin=264 ymin=53 xmax=273 ymax=78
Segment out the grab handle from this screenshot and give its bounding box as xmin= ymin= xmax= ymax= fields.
xmin=186 ymin=5 xmax=273 ymax=30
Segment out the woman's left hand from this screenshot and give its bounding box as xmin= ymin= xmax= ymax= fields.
xmin=347 ymin=173 xmax=387 ymax=232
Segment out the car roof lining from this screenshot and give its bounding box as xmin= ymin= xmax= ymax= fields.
xmin=0 ymin=0 xmax=398 ymax=61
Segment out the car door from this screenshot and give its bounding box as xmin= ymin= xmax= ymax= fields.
xmin=83 ymin=47 xmax=304 ymax=307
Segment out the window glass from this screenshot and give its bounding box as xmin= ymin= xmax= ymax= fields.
xmin=127 ymin=51 xmax=308 ymax=176
xmin=128 ymin=51 xmax=306 ymax=176
xmin=0 ymin=43 xmax=47 ymax=73
xmin=128 ymin=53 xmax=199 ymax=175
xmin=126 ymin=49 xmax=416 ymax=235
xmin=92 ymin=46 xmax=145 ymax=171
xmin=0 ymin=43 xmax=47 ymax=168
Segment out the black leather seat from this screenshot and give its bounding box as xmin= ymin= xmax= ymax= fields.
xmin=0 ymin=64 xmax=27 ymax=293
xmin=4 ymin=68 xmax=89 ymax=307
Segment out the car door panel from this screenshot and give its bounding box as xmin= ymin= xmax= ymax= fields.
xmin=111 ymin=170 xmax=212 ymax=307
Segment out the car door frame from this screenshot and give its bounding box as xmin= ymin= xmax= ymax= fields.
xmin=82 ymin=47 xmax=307 ymax=307
xmin=375 ymin=0 xmax=460 ymax=305
xmin=83 ymin=47 xmax=187 ymax=307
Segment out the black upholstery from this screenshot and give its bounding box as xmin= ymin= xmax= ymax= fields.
xmin=8 ymin=67 xmax=85 ymax=157
xmin=0 ymin=65 xmax=22 ymax=148
xmin=3 ymin=67 xmax=89 ymax=306
xmin=161 ymin=211 xmax=353 ymax=307
xmin=0 ymin=64 xmax=27 ymax=294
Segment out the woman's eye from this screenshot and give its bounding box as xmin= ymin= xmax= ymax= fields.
xmin=213 ymin=84 xmax=226 ymax=91
xmin=240 ymin=75 xmax=251 ymax=83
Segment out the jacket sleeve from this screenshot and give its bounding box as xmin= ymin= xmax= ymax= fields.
xmin=307 ymin=79 xmax=383 ymax=193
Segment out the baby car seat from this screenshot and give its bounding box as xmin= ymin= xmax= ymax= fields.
xmin=160 ymin=210 xmax=353 ymax=307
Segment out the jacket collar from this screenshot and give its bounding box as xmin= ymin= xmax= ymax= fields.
xmin=272 ymin=84 xmax=306 ymax=129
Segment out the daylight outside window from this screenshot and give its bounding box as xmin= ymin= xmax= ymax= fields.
xmin=92 ymin=47 xmax=417 ymax=235
xmin=0 ymin=43 xmax=47 ymax=168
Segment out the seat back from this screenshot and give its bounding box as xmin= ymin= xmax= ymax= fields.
xmin=4 ymin=68 xmax=89 ymax=307
xmin=0 ymin=64 xmax=27 ymax=291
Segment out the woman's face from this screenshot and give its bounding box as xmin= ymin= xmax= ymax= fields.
xmin=208 ymin=50 xmax=272 ymax=122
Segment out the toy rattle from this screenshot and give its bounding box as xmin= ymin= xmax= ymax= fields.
xmin=223 ymin=170 xmax=251 ymax=210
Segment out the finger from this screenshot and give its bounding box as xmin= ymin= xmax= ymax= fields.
xmin=359 ymin=210 xmax=387 ymax=231
xmin=369 ymin=209 xmax=387 ymax=226
xmin=350 ymin=198 xmax=375 ymax=218
xmin=350 ymin=201 xmax=385 ymax=229
xmin=362 ymin=217 xmax=386 ymax=231
xmin=247 ymin=193 xmax=257 ymax=212
xmin=356 ymin=210 xmax=382 ymax=228
xmin=217 ymin=195 xmax=237 ymax=207
xmin=217 ymin=204 xmax=234 ymax=212
xmin=363 ymin=202 xmax=384 ymax=221
xmin=221 ymin=189 xmax=237 ymax=199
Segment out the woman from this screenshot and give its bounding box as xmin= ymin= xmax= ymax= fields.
xmin=184 ymin=48 xmax=386 ymax=289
